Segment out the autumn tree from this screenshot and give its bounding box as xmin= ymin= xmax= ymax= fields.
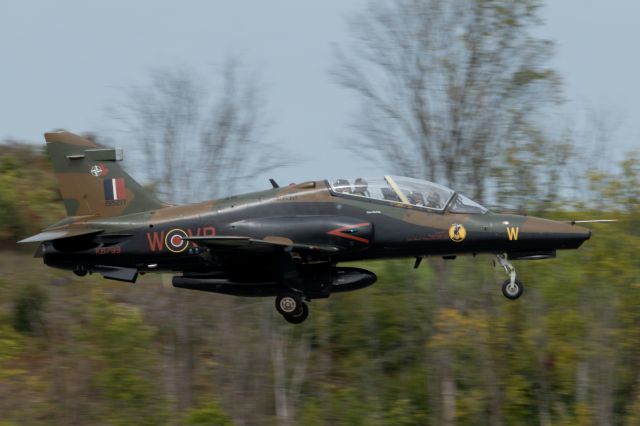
xmin=335 ymin=1 xmax=562 ymax=424
xmin=335 ymin=0 xmax=559 ymax=202
xmin=105 ymin=55 xmax=291 ymax=420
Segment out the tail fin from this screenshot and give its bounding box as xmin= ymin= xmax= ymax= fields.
xmin=45 ymin=130 xmax=167 ymax=218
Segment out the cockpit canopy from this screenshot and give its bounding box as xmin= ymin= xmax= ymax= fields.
xmin=329 ymin=175 xmax=487 ymax=214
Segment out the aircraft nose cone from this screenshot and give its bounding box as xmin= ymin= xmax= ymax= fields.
xmin=578 ymin=227 xmax=591 ymax=241
xmin=552 ymin=222 xmax=591 ymax=248
xmin=517 ymin=217 xmax=592 ymax=250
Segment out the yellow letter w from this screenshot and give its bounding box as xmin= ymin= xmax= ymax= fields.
xmin=507 ymin=227 xmax=519 ymax=241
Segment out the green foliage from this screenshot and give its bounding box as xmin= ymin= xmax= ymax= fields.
xmin=326 ymin=387 xmax=377 ymax=425
xmin=511 ymin=68 xmax=555 ymax=87
xmin=300 ymin=398 xmax=324 ymax=426
xmin=384 ymin=398 xmax=426 ymax=426
xmin=0 ymin=138 xmax=638 ymax=424
xmin=0 ymin=324 xmax=24 ymax=380
xmin=587 ymin=152 xmax=640 ymax=212
xmin=182 ymin=400 xmax=232 ymax=426
xmin=80 ymin=291 xmax=167 ymax=426
xmin=12 ymin=283 xmax=47 ymax=334
xmin=0 ymin=142 xmax=64 ymax=242
xmin=491 ymin=127 xmax=575 ymax=211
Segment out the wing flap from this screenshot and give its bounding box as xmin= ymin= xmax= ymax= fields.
xmin=184 ymin=236 xmax=339 ymax=254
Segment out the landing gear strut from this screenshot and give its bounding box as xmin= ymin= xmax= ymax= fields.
xmin=275 ymin=292 xmax=309 ymax=324
xmin=495 ymin=254 xmax=523 ymax=300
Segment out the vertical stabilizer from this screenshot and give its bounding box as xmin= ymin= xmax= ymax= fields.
xmin=45 ymin=131 xmax=167 ymax=218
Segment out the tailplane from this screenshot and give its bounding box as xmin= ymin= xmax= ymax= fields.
xmin=45 ymin=130 xmax=167 ymax=218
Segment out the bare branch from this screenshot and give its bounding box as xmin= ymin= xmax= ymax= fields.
xmin=335 ymin=0 xmax=559 ymax=202
xmin=109 ymin=57 xmax=285 ymax=203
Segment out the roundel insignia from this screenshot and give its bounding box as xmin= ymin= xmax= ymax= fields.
xmin=165 ymin=229 xmax=189 ymax=253
xmin=448 ymin=224 xmax=467 ymax=243
xmin=90 ymin=164 xmax=103 ymax=177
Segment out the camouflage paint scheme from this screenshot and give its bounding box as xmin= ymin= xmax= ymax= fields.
xmin=20 ymin=131 xmax=591 ymax=322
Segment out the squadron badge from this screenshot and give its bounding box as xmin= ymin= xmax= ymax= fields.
xmin=448 ymin=223 xmax=467 ymax=242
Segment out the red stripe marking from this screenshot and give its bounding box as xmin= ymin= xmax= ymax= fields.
xmin=327 ymin=222 xmax=370 ymax=244
xmin=115 ymin=178 xmax=125 ymax=200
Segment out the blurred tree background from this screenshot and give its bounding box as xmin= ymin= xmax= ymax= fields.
xmin=1 ymin=0 xmax=639 ymax=425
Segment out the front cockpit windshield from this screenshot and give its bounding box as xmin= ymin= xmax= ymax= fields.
xmin=329 ymin=175 xmax=487 ymax=214
xmin=449 ymin=193 xmax=488 ymax=214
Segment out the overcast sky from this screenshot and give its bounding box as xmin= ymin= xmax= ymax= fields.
xmin=1 ymin=0 xmax=639 ymax=192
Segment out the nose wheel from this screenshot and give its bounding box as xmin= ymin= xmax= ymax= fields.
xmin=495 ymin=254 xmax=524 ymax=300
xmin=502 ymin=278 xmax=524 ymax=300
xmin=275 ymin=292 xmax=309 ymax=324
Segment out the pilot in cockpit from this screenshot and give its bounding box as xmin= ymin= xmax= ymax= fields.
xmin=333 ymin=179 xmax=351 ymax=193
xmin=426 ymin=192 xmax=441 ymax=209
xmin=351 ymin=177 xmax=370 ymax=197
xmin=407 ymin=191 xmax=425 ymax=206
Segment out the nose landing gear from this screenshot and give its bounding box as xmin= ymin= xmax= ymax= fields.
xmin=495 ymin=254 xmax=524 ymax=300
xmin=502 ymin=278 xmax=524 ymax=300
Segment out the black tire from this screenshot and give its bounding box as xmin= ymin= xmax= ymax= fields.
xmin=502 ymin=278 xmax=524 ymax=300
xmin=73 ymin=269 xmax=88 ymax=277
xmin=275 ymin=293 xmax=303 ymax=316
xmin=283 ymin=302 xmax=309 ymax=324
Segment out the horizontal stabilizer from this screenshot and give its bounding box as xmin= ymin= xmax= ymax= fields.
xmin=184 ymin=236 xmax=339 ymax=254
xmin=18 ymin=228 xmax=103 ymax=243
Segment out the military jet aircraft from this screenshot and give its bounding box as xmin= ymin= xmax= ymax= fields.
xmin=20 ymin=131 xmax=595 ymax=323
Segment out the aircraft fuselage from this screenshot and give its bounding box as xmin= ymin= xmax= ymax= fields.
xmin=42 ymin=181 xmax=590 ymax=277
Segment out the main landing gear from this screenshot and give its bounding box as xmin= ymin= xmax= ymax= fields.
xmin=495 ymin=254 xmax=524 ymax=300
xmin=275 ymin=292 xmax=309 ymax=324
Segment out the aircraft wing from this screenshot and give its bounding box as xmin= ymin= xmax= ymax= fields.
xmin=184 ymin=236 xmax=339 ymax=254
xmin=18 ymin=228 xmax=103 ymax=243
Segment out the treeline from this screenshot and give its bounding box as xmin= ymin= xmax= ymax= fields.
xmin=0 ymin=142 xmax=639 ymax=425
xmin=0 ymin=143 xmax=64 ymax=243
xmin=2 ymin=0 xmax=639 ymax=424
